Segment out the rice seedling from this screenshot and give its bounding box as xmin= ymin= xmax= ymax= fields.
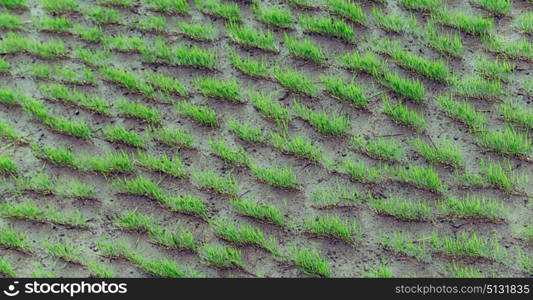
xmin=88 ymin=6 xmax=121 ymax=25
xmin=0 ymin=0 xmax=27 ymax=9
xmin=303 ymin=215 xmax=361 ymax=244
xmin=380 ymin=232 xmax=430 ymax=261
xmin=136 ymin=15 xmax=167 ymax=33
xmin=430 ymin=231 xmax=507 ymax=261
xmin=55 ymin=179 xmax=95 ymax=199
xmin=39 ymin=83 xmax=111 ymax=115
xmin=0 ymin=257 xmax=15 ymax=277
xmin=252 ymin=3 xmax=293 ymax=29
xmin=230 ymin=197 xmax=285 ymax=226
xmin=144 ymin=0 xmax=189 ymax=14
xmin=436 ymin=94 xmax=487 ymax=131
xmin=226 ymin=22 xmax=278 ymax=52
xmin=32 ymin=144 xmax=76 ymax=168
xmin=382 ymin=97 xmax=426 ymax=132
xmin=472 ymin=0 xmax=511 ymax=16
xmin=114 ymin=210 xmax=154 ymax=232
xmin=514 ymin=11 xmax=533 ymax=34
xmin=139 ymin=257 xmax=203 ymax=278
xmin=446 ymin=264 xmax=484 ymax=278
xmin=499 ymin=101 xmax=533 ymax=130
xmin=399 ymin=0 xmax=443 ymax=12
xmin=163 ymin=195 xmax=208 ymax=219
xmin=42 ymin=115 xmax=93 ymax=139
xmin=298 ymin=14 xmax=355 ymax=43
xmin=434 ymin=10 xmax=494 ymax=35
xmin=0 ymin=33 xmax=66 ymax=58
xmin=136 ymin=151 xmax=187 ymax=178
xmin=85 ymin=260 xmax=115 ymax=278
xmin=43 ymin=240 xmax=83 ymax=264
xmin=270 ymin=132 xmax=323 ymax=161
xmin=210 ymin=219 xmax=277 ymax=253
xmin=100 ymin=66 xmax=155 ymax=98
xmin=411 ymin=137 xmax=464 ymax=168
xmin=0 ymin=58 xmax=9 ymax=73
xmin=473 ymin=55 xmax=515 ymax=82
xmin=343 ymin=159 xmax=382 ymax=184
xmin=0 ymin=155 xmax=17 ymax=174
xmin=250 ymin=164 xmax=299 ymax=189
xmin=286 ymin=0 xmax=321 ymax=9
xmin=350 ymin=136 xmax=404 ymax=162
xmin=284 ymin=34 xmax=326 ymax=65
xmin=103 ymin=125 xmax=148 ymax=148
xmin=174 ymin=101 xmax=218 ymax=127
xmin=309 ymin=181 xmax=363 ymax=208
xmin=483 ymin=36 xmax=533 ymax=61
xmin=362 ymin=262 xmax=393 ymax=278
xmin=372 ymin=7 xmax=418 ymax=34
xmin=54 ymin=65 xmax=95 ymax=85
xmin=227 ymin=120 xmax=265 ymax=143
xmin=326 ymin=0 xmax=366 ymax=25
xmin=383 ymin=72 xmax=426 ymax=103
xmin=480 ymin=159 xmax=528 ymax=193
xmin=150 ymin=126 xmax=194 ymax=148
xmin=0 ymin=226 xmax=31 ymax=252
xmin=74 ymin=48 xmax=109 ymax=66
xmin=15 ymin=171 xmax=54 ymax=195
xmin=199 ymin=244 xmax=245 ymax=269
xmin=321 ymin=75 xmax=367 ymax=109
xmin=371 ymin=197 xmax=433 ymax=221
xmin=437 ymin=196 xmax=506 ymax=221
xmin=116 ymin=98 xmax=161 ymax=124
xmin=516 ymin=249 xmax=532 ymax=275
xmin=114 ymin=175 xmax=166 ymax=201
xmin=72 ymin=24 xmax=104 ymax=42
xmin=229 ymin=52 xmax=269 ymax=79
xmin=144 ymin=71 xmax=187 ymax=98
xmin=451 ymin=75 xmax=503 ymax=100
xmin=31 ymin=264 xmax=57 ymax=278
xmin=195 ymin=0 xmax=240 ymax=22
xmin=179 ymin=22 xmax=218 ymax=41
xmin=208 ymin=138 xmax=250 ymax=167
xmin=477 ymin=127 xmax=532 ymax=158
xmin=149 ymin=225 xmax=197 ymax=251
xmin=98 ymin=0 xmax=133 ymax=8
xmin=0 ymin=87 xmax=18 ymax=106
xmin=0 ymin=118 xmax=20 ymax=142
xmin=272 ymin=66 xmax=319 ymax=97
xmin=78 ymin=151 xmax=134 ymax=174
xmin=141 ymin=40 xmax=218 ymax=69
xmin=338 ymin=51 xmax=387 ymax=76
xmin=288 ymin=246 xmax=330 ymax=277
xmin=388 ymin=164 xmax=446 ymax=193
xmin=191 ymin=169 xmax=239 ymax=195
xmin=104 ymin=35 xmax=144 ymax=53
xmin=196 ymin=76 xmax=242 ymax=102
xmin=0 ymin=12 xmax=21 ymax=29
xmin=40 ymin=0 xmax=79 ymax=14
xmin=0 ymin=200 xmax=88 ymax=227
xmin=292 ymin=100 xmax=350 ymax=136
xmin=377 ymin=40 xmax=450 ymax=82
xmin=249 ymin=91 xmax=291 ymax=127
xmin=423 ymin=21 xmax=464 ymax=57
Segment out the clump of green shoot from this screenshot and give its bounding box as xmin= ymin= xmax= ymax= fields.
xmin=514 ymin=11 xmax=533 ymax=34
xmin=174 ymin=101 xmax=218 ymax=127
xmin=210 ymin=219 xmax=278 ymax=254
xmin=199 ymin=244 xmax=245 ymax=270
xmin=293 ymin=100 xmax=350 ymax=136
xmin=286 ymin=0 xmax=320 ymax=9
xmin=230 ymin=197 xmax=285 ymax=227
xmin=480 ymin=159 xmax=528 ymax=193
xmin=191 ymin=169 xmax=239 ymax=195
xmin=270 ymin=132 xmax=323 ymax=161
xmin=208 ymin=138 xmax=250 ymax=167
xmin=55 ymin=179 xmax=95 ymax=200
xmin=0 ymin=57 xmax=10 ymax=73
xmin=309 ymin=181 xmax=363 ymax=209
xmin=0 ymin=0 xmax=27 ymax=9
xmin=0 ymin=226 xmax=32 ymax=253
xmin=299 ymin=14 xmax=355 ymax=43
xmin=382 ymin=97 xmax=426 ymax=132
xmin=342 ymin=159 xmax=382 ymax=184
xmin=195 ymin=0 xmax=241 ymax=22
xmin=473 ymin=55 xmax=515 ymax=82
xmin=34 ymin=15 xmax=72 ymax=32
xmin=436 ymin=94 xmax=487 ymax=132
xmin=482 ymin=36 xmax=532 ymax=61
xmin=284 ymin=34 xmax=326 ymax=65
xmin=338 ymin=51 xmax=387 ymax=76
xmin=289 ymin=246 xmax=330 ymax=277
xmin=362 ymin=262 xmax=394 ymax=278
xmin=144 ymin=0 xmax=189 ymax=14
xmin=40 ymin=0 xmax=79 ymax=14
xmin=451 ymin=75 xmax=503 ymax=100
xmin=226 ymin=22 xmax=278 ymax=52
xmin=380 ymin=232 xmax=430 ymax=262
xmin=372 ymin=7 xmax=418 ymax=34
xmin=136 ymin=151 xmax=187 ymax=178
xmin=88 ymin=6 xmax=121 ymax=25
xmin=0 ymin=200 xmax=88 ymax=227
xmin=321 ymin=75 xmax=367 ymax=109
xmin=388 ymin=164 xmax=446 ymax=193
xmin=0 ymin=12 xmax=21 ymax=30
xmin=0 ymin=118 xmax=21 ymax=142
xmin=39 ymin=83 xmax=111 ymax=116
xmin=350 ymin=136 xmax=404 ymax=162
xmin=499 ymin=101 xmax=532 ymax=130
xmin=227 ymin=120 xmax=265 ymax=143
xmin=0 ymin=257 xmax=15 ymax=277
xmin=371 ymin=197 xmax=432 ymax=221
xmin=252 ymin=3 xmax=293 ymax=29
xmin=196 ymin=76 xmax=242 ymax=102
xmin=229 ymin=52 xmax=269 ymax=79
xmin=472 ymin=0 xmax=511 ymax=16
xmin=400 ymin=0 xmax=443 ymax=12
xmin=437 ymin=196 xmax=506 ymax=222
xmin=446 ymin=264 xmax=484 ymax=278
xmin=272 ymin=66 xmax=319 ymax=97
xmin=250 ymin=164 xmax=299 ymax=189
xmin=303 ymin=215 xmax=361 ymax=244
xmin=144 ymin=71 xmax=188 ymax=98
xmin=430 ymin=231 xmax=507 ymax=261
xmin=77 ymin=151 xmax=134 ymax=174
xmin=0 ymin=155 xmax=17 ymax=174
xmin=326 ymin=0 xmax=366 ymax=25
xmin=97 ymin=0 xmax=133 ymax=8
xmin=433 ymin=9 xmax=494 ymax=35
xmin=103 ymin=125 xmax=148 ymax=148
xmin=249 ymin=91 xmax=291 ymax=126
xmin=383 ymin=72 xmax=426 ymax=103
xmin=477 ymin=127 xmax=532 ymax=158
xmin=411 ymin=137 xmax=464 ymax=168
xmin=116 ymin=98 xmax=161 ymax=124
xmin=150 ymin=126 xmax=194 ymax=148
xmin=423 ymin=21 xmax=464 ymax=58
xmin=179 ymin=21 xmax=218 ymax=41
